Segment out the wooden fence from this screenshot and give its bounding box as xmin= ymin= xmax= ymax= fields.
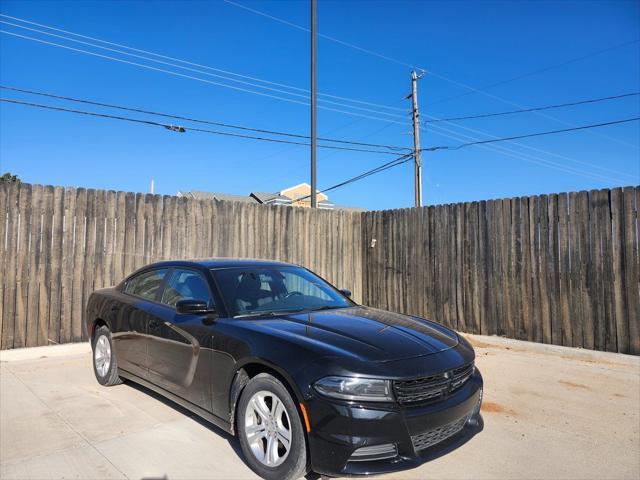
xmin=0 ymin=182 xmax=363 ymax=349
xmin=1 ymin=182 xmax=638 ymax=354
xmin=362 ymin=187 xmax=639 ymax=355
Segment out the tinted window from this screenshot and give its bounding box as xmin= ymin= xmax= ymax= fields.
xmin=125 ymin=269 xmax=168 ymax=301
xmin=212 ymin=266 xmax=353 ymax=316
xmin=162 ymin=269 xmax=213 ymax=308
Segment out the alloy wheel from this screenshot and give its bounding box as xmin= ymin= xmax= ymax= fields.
xmin=94 ymin=335 xmax=111 ymax=377
xmin=244 ymin=390 xmax=292 ymax=467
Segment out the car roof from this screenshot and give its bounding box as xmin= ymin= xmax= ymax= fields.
xmin=141 ymin=258 xmax=299 ymax=270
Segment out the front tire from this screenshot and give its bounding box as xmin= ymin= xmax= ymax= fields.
xmin=237 ymin=373 xmax=308 ymax=480
xmin=92 ymin=326 xmax=122 ymax=386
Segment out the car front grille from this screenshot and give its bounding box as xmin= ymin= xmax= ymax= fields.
xmin=393 ymin=362 xmax=474 ymax=405
xmin=410 ymin=416 xmax=467 ymax=452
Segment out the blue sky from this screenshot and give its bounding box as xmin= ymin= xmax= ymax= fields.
xmin=0 ymin=0 xmax=638 ymax=210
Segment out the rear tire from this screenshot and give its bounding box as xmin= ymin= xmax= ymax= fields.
xmin=237 ymin=373 xmax=308 ymax=480
xmin=92 ymin=326 xmax=122 ymax=386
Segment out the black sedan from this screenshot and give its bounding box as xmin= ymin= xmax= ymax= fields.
xmin=86 ymin=259 xmax=483 ymax=480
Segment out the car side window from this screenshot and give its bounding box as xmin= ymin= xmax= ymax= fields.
xmin=125 ymin=268 xmax=168 ymax=300
xmin=161 ymin=269 xmax=214 ymax=308
xmin=125 ymin=269 xmax=168 ymax=301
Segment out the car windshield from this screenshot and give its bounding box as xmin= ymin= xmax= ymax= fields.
xmin=211 ymin=266 xmax=354 ymax=317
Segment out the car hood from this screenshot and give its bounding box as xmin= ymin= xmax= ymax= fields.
xmin=244 ymin=306 xmax=459 ymax=362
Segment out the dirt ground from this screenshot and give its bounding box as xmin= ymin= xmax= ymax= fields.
xmin=1 ymin=334 xmax=638 ymax=480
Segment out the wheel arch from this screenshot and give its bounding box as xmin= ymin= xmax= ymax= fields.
xmin=90 ymin=318 xmax=109 ymax=342
xmin=228 ymin=358 xmax=306 ymax=436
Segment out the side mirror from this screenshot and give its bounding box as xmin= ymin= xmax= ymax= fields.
xmin=176 ymin=299 xmax=211 ymax=315
xmin=339 ymin=289 xmax=352 ymax=298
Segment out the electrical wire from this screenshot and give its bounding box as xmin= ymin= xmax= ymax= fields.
xmin=421 ymin=110 xmax=639 ymax=179
xmin=0 ymin=85 xmax=411 ymax=152
xmin=0 ymin=97 xmax=408 ymax=155
xmin=424 ymin=92 xmax=640 ymax=123
xmin=222 ymin=0 xmax=417 ymax=70
xmin=0 ymin=16 xmax=410 ymax=117
xmin=293 ymin=153 xmax=415 ymax=202
xmin=423 ymin=117 xmax=640 ymax=152
xmin=425 ymin=122 xmax=629 ymax=184
xmin=296 ymin=114 xmax=639 ymax=200
xmin=1 ymin=30 xmax=412 ymax=126
xmin=429 ymin=39 xmax=640 ymax=106
xmin=0 ymin=13 xmax=408 ymax=113
xmin=218 ymin=2 xmax=638 ymax=149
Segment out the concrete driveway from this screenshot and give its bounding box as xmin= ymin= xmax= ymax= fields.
xmin=1 ymin=335 xmax=638 ymax=480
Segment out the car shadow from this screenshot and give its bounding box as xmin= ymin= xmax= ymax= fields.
xmin=123 ymin=380 xmax=321 ymax=480
xmin=123 ymin=380 xmax=246 ymax=459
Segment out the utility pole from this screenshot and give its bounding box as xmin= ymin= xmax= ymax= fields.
xmin=410 ymin=70 xmax=423 ymax=207
xmin=310 ymin=0 xmax=317 ymax=208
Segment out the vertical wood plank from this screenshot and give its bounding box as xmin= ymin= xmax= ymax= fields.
xmin=103 ymin=191 xmax=117 ymax=286
xmin=113 ymin=191 xmax=126 ymax=283
xmin=1 ymin=183 xmax=19 ymax=349
xmin=71 ymin=189 xmax=87 ymax=343
xmin=558 ymin=193 xmax=572 ymax=347
xmin=59 ymin=187 xmax=76 ymax=344
xmin=37 ymin=186 xmax=54 ymax=346
xmin=590 ymin=190 xmax=606 ymax=350
xmin=578 ymin=191 xmax=594 ymax=350
xmin=81 ymin=189 xmax=97 ymax=341
xmin=134 ymin=193 xmax=146 ymax=270
xmin=512 ymin=197 xmax=524 ymax=341
xmin=548 ymin=194 xmax=561 ymax=346
xmin=25 ymin=185 xmax=43 ymax=347
xmin=600 ymin=190 xmax=616 ymax=352
xmin=569 ymin=191 xmax=584 ymax=349
xmin=623 ymin=187 xmax=639 ymax=354
xmin=539 ymin=195 xmax=551 ymax=343
xmin=47 ymin=186 xmax=64 ymax=345
xmin=123 ymin=192 xmax=136 ymax=277
xmin=0 ymin=183 xmax=6 ymax=341
xmin=13 ymin=184 xmax=31 ymax=348
xmin=528 ymin=195 xmax=541 ymax=343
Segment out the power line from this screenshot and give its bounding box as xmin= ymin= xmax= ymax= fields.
xmin=424 ymin=92 xmax=640 ymax=123
xmin=426 ymin=122 xmax=630 ymax=184
xmin=0 ymin=16 xmax=410 ymax=116
xmin=423 ymin=117 xmax=640 ymax=152
xmin=310 ymin=117 xmax=640 ymax=201
xmin=0 ymin=30 xmax=412 ymax=127
xmin=0 ymin=85 xmax=411 ymax=152
xmin=298 ymin=116 xmax=640 ymax=200
xmin=430 ymin=39 xmax=640 ymax=106
xmin=0 ymin=14 xmax=408 ymax=113
xmin=0 ymin=97 xmax=408 ymax=155
xmin=220 ymin=1 xmax=638 ymax=149
xmin=293 ymin=153 xmax=414 ymax=202
xmin=421 ymin=110 xmax=639 ymax=180
xmin=222 ymin=0 xmax=417 ymax=70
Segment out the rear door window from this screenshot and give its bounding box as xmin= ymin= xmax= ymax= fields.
xmin=125 ymin=269 xmax=168 ymax=301
xmin=161 ymin=269 xmax=214 ymax=308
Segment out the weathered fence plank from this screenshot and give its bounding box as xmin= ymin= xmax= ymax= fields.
xmin=1 ymin=183 xmax=19 ymax=349
xmin=48 ymin=186 xmax=64 ymax=346
xmin=59 ymin=187 xmax=76 ymax=345
xmin=623 ymin=187 xmax=639 ymax=354
xmin=25 ymin=185 xmax=42 ymax=348
xmin=37 ymin=186 xmax=54 ymax=346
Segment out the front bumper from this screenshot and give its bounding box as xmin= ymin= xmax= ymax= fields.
xmin=305 ymin=370 xmax=484 ymax=477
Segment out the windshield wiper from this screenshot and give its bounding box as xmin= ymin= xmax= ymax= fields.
xmin=308 ymin=305 xmax=345 ymax=312
xmin=234 ymin=307 xmax=307 ymax=319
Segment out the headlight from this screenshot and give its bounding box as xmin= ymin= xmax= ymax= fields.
xmin=314 ymin=376 xmax=394 ymax=402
